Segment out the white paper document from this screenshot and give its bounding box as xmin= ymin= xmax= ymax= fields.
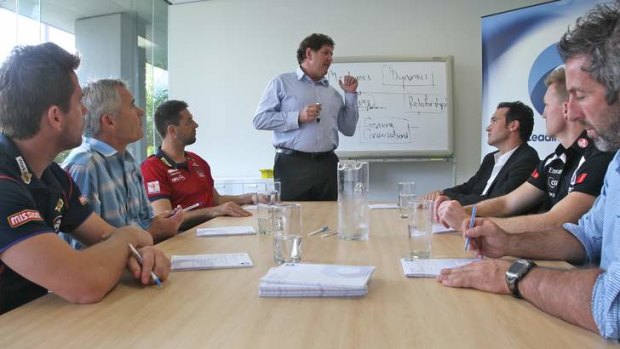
xmin=368 ymin=203 xmax=399 ymax=209
xmin=401 ymin=258 xmax=478 ymax=277
xmin=259 ymin=263 xmax=375 ymax=297
xmin=196 ymin=226 xmax=256 ymax=237
xmin=432 ymin=223 xmax=456 ymax=234
xmin=171 ymin=253 xmax=253 ymax=271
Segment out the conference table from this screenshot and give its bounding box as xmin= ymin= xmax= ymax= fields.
xmin=0 ymin=202 xmax=616 ymax=348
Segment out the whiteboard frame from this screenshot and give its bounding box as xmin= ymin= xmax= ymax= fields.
xmin=333 ymin=56 xmax=454 ymax=159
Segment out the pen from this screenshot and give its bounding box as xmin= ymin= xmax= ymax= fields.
xmin=464 ymin=206 xmax=477 ymax=251
xmin=307 ymin=225 xmax=329 ymax=237
xmin=320 ymin=231 xmax=338 ymax=238
xmin=183 ymin=203 xmax=200 ymax=212
xmin=128 ymin=243 xmax=163 ymax=288
xmin=316 ymin=102 xmax=321 ymax=123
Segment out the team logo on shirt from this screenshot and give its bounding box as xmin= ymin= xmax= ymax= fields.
xmin=8 ymin=210 xmax=43 ymax=228
xmin=55 ymin=198 xmax=64 ymax=213
xmin=15 ymin=156 xmax=32 ymax=184
xmin=577 ymin=138 xmax=589 ymax=148
xmin=147 ymin=181 xmax=161 ymax=194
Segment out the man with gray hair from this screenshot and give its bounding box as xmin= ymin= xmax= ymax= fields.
xmin=437 ymin=2 xmax=620 ymax=339
xmin=61 ymin=79 xmax=183 ymax=248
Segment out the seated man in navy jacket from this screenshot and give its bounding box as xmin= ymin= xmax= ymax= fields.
xmin=423 ymin=101 xmax=539 ymax=211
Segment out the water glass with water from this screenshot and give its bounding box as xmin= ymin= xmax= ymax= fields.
xmin=257 ymin=203 xmax=272 ymax=235
xmin=406 ymin=200 xmax=432 ymax=259
xmin=272 ymin=203 xmax=302 ymax=264
xmin=398 ymin=181 xmax=416 ymax=218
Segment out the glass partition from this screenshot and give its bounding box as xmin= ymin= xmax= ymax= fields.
xmin=0 ymin=0 xmax=168 ymax=162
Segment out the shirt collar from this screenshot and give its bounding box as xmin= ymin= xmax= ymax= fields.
xmin=155 ymin=147 xmax=188 ymax=169
xmin=296 ymin=66 xmax=329 ymax=87
xmin=494 ymin=145 xmax=519 ymax=165
xmin=0 ymin=134 xmax=57 ymax=189
xmin=84 ymin=137 xmax=135 ymax=161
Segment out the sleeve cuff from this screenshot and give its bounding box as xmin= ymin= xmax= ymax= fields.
xmin=592 ymin=264 xmax=620 ymax=339
xmin=285 ymin=111 xmax=300 ymax=130
xmin=563 ymin=222 xmax=593 ymax=264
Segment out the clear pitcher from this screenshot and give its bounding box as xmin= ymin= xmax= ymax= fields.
xmin=338 ymin=161 xmax=370 ymax=240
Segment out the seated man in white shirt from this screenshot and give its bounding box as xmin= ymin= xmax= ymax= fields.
xmin=422 ymin=101 xmax=539 ymax=212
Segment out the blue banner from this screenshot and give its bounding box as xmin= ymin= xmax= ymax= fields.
xmin=480 ymin=0 xmax=606 ymax=159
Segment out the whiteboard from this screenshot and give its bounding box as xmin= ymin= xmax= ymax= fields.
xmin=328 ymin=58 xmax=453 ymax=157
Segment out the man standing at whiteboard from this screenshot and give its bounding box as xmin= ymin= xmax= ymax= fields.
xmin=253 ymin=33 xmax=359 ymax=201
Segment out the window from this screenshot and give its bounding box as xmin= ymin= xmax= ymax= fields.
xmin=0 ymin=0 xmax=169 ymax=163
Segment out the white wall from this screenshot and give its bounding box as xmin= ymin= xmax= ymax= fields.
xmin=168 ymin=0 xmax=546 ymax=200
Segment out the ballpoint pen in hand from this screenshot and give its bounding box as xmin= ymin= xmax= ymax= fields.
xmin=464 ymin=206 xmax=477 ymax=251
xmin=128 ymin=243 xmax=163 ymax=288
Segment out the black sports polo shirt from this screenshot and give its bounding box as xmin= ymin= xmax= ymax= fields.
xmin=527 ymin=132 xmax=614 ymax=211
xmin=0 ymin=135 xmax=92 ymax=313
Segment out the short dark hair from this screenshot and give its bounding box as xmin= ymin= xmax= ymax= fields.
xmin=154 ymin=100 xmax=189 ymax=138
xmin=0 ymin=42 xmax=80 ymax=139
xmin=497 ymin=101 xmax=534 ymax=142
xmin=558 ymin=2 xmax=620 ymax=105
xmin=296 ymin=33 xmax=335 ymax=64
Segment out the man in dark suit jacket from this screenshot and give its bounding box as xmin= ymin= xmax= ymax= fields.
xmin=423 ymin=101 xmax=538 ymax=211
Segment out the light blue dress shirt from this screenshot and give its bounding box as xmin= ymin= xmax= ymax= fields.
xmin=253 ymin=66 xmax=359 ymax=153
xmin=59 ymin=137 xmax=153 ymax=249
xmin=564 ymin=150 xmax=620 ymax=339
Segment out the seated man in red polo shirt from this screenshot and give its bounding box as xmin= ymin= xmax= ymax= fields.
xmin=141 ymin=100 xmax=253 ymax=229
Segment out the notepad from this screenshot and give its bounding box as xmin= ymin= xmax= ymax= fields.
xmin=432 ymin=223 xmax=456 ymax=234
xmin=196 ymin=226 xmax=256 ymax=237
xmin=368 ymin=203 xmax=399 ymax=209
xmin=171 ymin=253 xmax=254 ymax=271
xmin=259 ymin=263 xmax=375 ymax=297
xmin=401 ymin=258 xmax=478 ymax=277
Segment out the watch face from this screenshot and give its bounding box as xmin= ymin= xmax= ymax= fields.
xmin=508 ymin=260 xmax=530 ymax=276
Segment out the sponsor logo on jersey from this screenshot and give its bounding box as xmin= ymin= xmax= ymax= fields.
xmin=15 ymin=156 xmax=32 ymax=184
xmin=147 ymin=181 xmax=161 ymax=194
xmin=548 ymin=178 xmax=558 ymax=189
xmin=8 ymin=210 xmax=43 ymax=228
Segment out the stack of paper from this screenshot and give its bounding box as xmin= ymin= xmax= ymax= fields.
xmin=196 ymin=226 xmax=256 ymax=237
xmin=368 ymin=203 xmax=399 ymax=209
xmin=401 ymin=258 xmax=478 ymax=277
xmin=259 ymin=263 xmax=375 ymax=297
xmin=171 ymin=253 xmax=254 ymax=271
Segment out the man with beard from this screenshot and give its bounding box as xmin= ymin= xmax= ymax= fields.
xmin=62 ymin=80 xmax=183 ymax=248
xmin=253 ymin=33 xmax=359 ymax=201
xmin=141 ymin=100 xmax=254 ymax=229
xmin=436 ymin=2 xmax=620 ymax=339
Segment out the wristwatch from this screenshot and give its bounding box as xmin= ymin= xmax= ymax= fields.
xmin=505 ymin=259 xmax=537 ymax=298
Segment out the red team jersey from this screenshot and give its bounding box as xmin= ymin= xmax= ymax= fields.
xmin=141 ymin=149 xmax=215 ymax=210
